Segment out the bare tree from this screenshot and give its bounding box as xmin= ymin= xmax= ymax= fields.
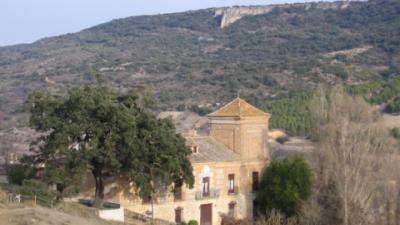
xmin=309 ymin=85 xmax=397 ymax=225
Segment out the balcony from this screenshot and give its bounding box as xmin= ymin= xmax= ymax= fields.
xmin=228 ymin=186 xmax=239 ymax=195
xmin=195 ymin=188 xmax=220 ymax=200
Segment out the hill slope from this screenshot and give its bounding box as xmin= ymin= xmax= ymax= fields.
xmin=0 ymin=0 xmax=399 ymax=129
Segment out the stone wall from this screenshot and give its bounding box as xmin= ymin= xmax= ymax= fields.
xmin=118 ymin=161 xmax=267 ymax=225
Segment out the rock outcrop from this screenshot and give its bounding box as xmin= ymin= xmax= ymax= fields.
xmin=215 ymin=6 xmax=274 ymax=28
xmin=215 ymin=1 xmax=356 ymax=28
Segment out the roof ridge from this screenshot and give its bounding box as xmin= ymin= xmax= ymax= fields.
xmin=208 ymin=97 xmax=269 ymax=117
xmin=208 ymin=98 xmax=239 ymax=116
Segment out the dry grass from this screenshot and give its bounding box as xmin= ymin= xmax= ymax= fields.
xmin=0 ymin=198 xmax=125 ymax=225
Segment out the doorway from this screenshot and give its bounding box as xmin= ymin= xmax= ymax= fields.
xmin=200 ymin=203 xmax=212 ymax=225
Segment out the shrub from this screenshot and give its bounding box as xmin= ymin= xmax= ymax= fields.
xmin=20 ymin=179 xmax=58 ymax=207
xmin=6 ymin=164 xmax=35 ymax=185
xmin=188 ymin=220 xmax=198 ymax=225
xmin=221 ymin=211 xmax=297 ymax=225
xmin=255 ymin=210 xmax=298 ymax=225
xmin=390 ymin=127 xmax=400 ymax=139
xmin=256 ymin=155 xmax=313 ymax=217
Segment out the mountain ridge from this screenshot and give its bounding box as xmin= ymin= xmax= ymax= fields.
xmin=0 ymin=0 xmax=399 ymax=131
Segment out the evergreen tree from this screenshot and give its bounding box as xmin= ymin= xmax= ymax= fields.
xmin=256 ymin=155 xmax=313 ymax=217
xmin=25 ymin=82 xmax=194 ymax=207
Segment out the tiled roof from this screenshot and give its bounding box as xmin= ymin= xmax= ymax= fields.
xmin=207 ymin=97 xmax=269 ymax=118
xmin=186 ymin=136 xmax=240 ymax=163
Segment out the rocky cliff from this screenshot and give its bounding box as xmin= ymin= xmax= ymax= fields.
xmin=215 ymin=1 xmax=354 ymax=28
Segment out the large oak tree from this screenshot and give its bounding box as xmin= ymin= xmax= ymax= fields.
xmin=26 ymin=83 xmax=194 ymax=207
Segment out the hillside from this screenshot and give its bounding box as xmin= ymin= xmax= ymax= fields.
xmin=0 ymin=0 xmax=400 ymax=131
xmin=0 ymin=204 xmax=124 ymax=225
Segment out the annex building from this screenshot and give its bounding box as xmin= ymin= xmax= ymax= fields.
xmin=85 ymin=98 xmax=271 ymax=225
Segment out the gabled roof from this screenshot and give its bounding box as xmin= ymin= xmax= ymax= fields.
xmin=208 ymin=97 xmax=269 ymax=118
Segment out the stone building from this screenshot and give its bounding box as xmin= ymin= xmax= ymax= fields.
xmin=86 ymin=98 xmax=270 ymax=225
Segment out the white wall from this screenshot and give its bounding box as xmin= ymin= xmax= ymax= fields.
xmin=98 ymin=206 xmax=125 ymax=222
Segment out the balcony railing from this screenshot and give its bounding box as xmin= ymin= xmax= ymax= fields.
xmin=195 ymin=188 xmax=220 ymax=200
xmin=228 ymin=186 xmax=239 ymax=195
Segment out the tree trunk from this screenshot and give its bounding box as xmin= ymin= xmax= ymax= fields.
xmin=151 ymin=191 xmax=154 ymax=225
xmin=92 ymin=170 xmax=105 ymax=208
xmin=56 ymin=183 xmax=65 ymax=200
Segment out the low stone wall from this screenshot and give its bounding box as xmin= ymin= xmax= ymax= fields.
xmin=98 ymin=206 xmax=125 ymax=222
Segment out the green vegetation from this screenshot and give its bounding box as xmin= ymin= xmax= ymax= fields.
xmin=390 ymin=127 xmax=400 ymax=139
xmin=347 ymin=77 xmax=400 ymax=113
xmin=25 ymin=81 xmax=194 ymax=207
xmin=266 ymin=76 xmax=400 ymax=137
xmin=20 ymin=179 xmax=58 ymax=207
xmin=1 ymin=0 xmax=400 ymax=129
xmin=264 ymin=94 xmax=312 ymax=136
xmin=187 ymin=220 xmax=199 ymax=225
xmin=256 ymin=155 xmax=313 ymax=217
xmin=6 ymin=163 xmax=36 ymax=186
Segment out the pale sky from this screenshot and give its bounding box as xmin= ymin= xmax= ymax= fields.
xmin=0 ymin=0 xmax=332 ymax=47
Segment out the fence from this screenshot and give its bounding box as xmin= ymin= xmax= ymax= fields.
xmin=6 ymin=193 xmax=55 ymax=208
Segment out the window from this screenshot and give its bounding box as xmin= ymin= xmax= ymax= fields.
xmin=228 ymin=174 xmax=235 ymax=194
xmin=228 ymin=202 xmax=236 ymax=217
xmin=191 ymin=145 xmax=198 ymax=153
xmin=202 ymin=177 xmax=210 ymax=197
xmin=175 ymin=207 xmax=183 ymax=223
xmin=252 ymin=171 xmax=259 ymax=192
xmin=174 ymin=180 xmax=183 ymax=201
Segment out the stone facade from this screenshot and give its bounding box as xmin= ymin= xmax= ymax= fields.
xmin=83 ymin=98 xmax=270 ymax=225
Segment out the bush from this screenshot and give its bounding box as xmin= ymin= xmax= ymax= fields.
xmin=221 ymin=214 xmax=252 ymax=225
xmin=390 ymin=127 xmax=400 ymax=139
xmin=20 ymin=179 xmax=58 ymax=207
xmin=221 ymin=211 xmax=297 ymax=225
xmin=188 ymin=220 xmax=198 ymax=225
xmin=256 ymin=155 xmax=313 ymax=217
xmin=6 ymin=164 xmax=35 ymax=185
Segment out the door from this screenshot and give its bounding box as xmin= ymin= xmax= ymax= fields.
xmin=175 ymin=207 xmax=182 ymax=223
xmin=200 ymin=204 xmax=212 ymax=225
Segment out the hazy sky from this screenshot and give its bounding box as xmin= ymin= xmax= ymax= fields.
xmin=0 ymin=0 xmax=331 ymax=46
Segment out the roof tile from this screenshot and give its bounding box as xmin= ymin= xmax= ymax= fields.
xmin=208 ymin=97 xmax=269 ymax=117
